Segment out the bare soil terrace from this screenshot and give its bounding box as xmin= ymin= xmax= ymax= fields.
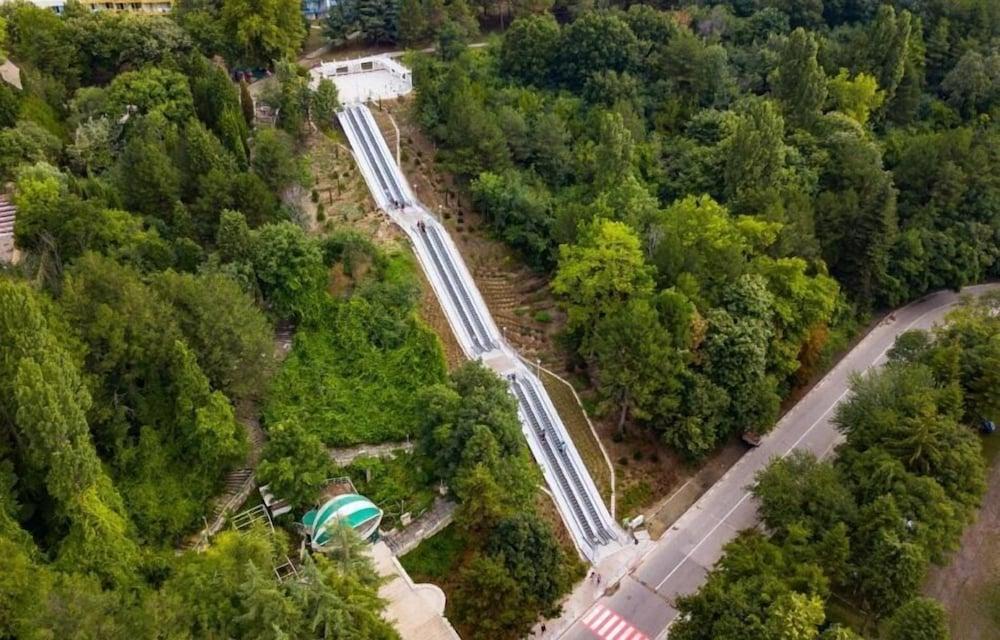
xmin=923 ymin=437 xmax=1000 ymax=640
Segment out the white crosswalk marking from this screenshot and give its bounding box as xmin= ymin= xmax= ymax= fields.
xmin=606 ymin=620 xmax=627 ymax=640
xmin=590 ymin=609 xmax=610 ymax=629
xmin=596 ymin=614 xmax=619 ymax=635
xmin=580 ymin=604 xmax=649 ymax=640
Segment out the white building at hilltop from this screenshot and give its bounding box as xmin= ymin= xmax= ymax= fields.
xmin=310 ymin=55 xmax=413 ymax=105
xmin=2 ymin=0 xmax=172 ymax=14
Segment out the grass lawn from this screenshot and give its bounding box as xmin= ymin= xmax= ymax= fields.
xmin=399 ymin=523 xmax=465 ymax=584
xmin=981 ymin=430 xmax=1000 ymax=466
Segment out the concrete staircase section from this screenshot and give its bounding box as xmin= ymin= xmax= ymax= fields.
xmin=0 ymin=196 xmax=15 ymax=264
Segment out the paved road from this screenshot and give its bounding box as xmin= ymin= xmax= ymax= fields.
xmin=563 ymin=284 xmax=998 ymax=640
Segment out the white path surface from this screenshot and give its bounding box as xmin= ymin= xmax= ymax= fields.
xmin=552 ymin=284 xmax=999 ymax=640
xmin=339 ymin=104 xmax=622 ymax=563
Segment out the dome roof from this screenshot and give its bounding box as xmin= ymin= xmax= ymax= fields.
xmin=302 ymin=493 xmax=382 ymax=547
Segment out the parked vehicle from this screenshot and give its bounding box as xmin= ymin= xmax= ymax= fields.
xmin=742 ymin=431 xmax=762 ymax=447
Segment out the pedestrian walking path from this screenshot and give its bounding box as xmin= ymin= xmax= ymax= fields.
xmin=338 ymin=102 xmax=622 ymax=563
xmin=382 ymin=496 xmax=456 ymax=557
xmin=329 ymin=440 xmax=415 ymax=467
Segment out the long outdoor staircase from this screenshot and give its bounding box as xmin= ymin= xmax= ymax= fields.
xmin=338 ymin=103 xmax=621 ymax=562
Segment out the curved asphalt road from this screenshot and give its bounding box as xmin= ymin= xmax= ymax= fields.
xmin=563 ymin=284 xmax=999 ymax=640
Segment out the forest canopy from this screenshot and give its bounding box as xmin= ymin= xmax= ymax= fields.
xmin=412 ymin=0 xmax=1000 ymax=458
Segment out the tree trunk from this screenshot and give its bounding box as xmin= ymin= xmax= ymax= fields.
xmin=617 ymin=391 xmax=629 ymax=439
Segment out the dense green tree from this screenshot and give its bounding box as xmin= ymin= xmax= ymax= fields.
xmin=499 ymin=14 xmax=560 ymax=87
xmin=0 ymin=82 xmax=22 ymax=130
xmin=240 ymin=78 xmax=255 ymax=127
xmin=757 ymin=0 xmax=824 ymax=29
xmin=152 ymin=271 xmax=275 ymax=401
xmin=556 ymin=12 xmax=638 ymax=90
xmin=261 ymin=60 xmax=313 ymax=138
xmin=188 ymin=54 xmax=245 ymax=141
xmin=66 ymin=11 xmax=192 ymax=85
xmin=860 ymin=5 xmax=912 ymax=108
xmin=834 ymin=363 xmax=985 ymax=516
xmin=106 ymin=67 xmax=195 ymax=126
xmin=721 ymin=97 xmax=788 ymax=212
xmin=398 ymin=0 xmax=429 ymax=44
xmin=436 ymin=19 xmax=468 ymax=61
xmin=857 ymin=530 xmax=928 ymax=615
xmin=257 ymin=421 xmax=332 ymax=508
xmin=584 ymin=297 xmax=683 ymax=436
xmin=940 ymin=51 xmax=1000 ymax=117
xmin=0 ymin=280 xmax=141 ymax=588
xmin=657 ymin=29 xmax=735 ymax=115
xmin=0 ymin=119 xmax=62 ymax=180
xmin=4 ymin=3 xmax=80 ymax=87
xmin=312 ymin=78 xmax=340 ymax=127
xmin=59 ymin=254 xmax=246 ymax=542
xmin=470 ymin=170 xmax=554 ymax=266
xmin=884 ymin=125 xmax=999 ymax=304
xmin=670 ymin=531 xmax=829 ymax=640
xmin=220 ymin=0 xmax=305 ymax=66
xmin=451 ymin=553 xmax=530 ymax=638
xmin=769 ymin=28 xmax=827 ymax=127
xmin=754 ymin=451 xmax=857 ymax=540
xmin=826 ymin=69 xmax=885 ymax=126
xmin=485 ymin=513 xmax=571 ymax=610
xmin=251 ymin=127 xmax=307 ymax=194
xmin=704 ymin=306 xmax=780 ymax=434
xmin=813 ymin=114 xmax=896 ymax=307
xmin=115 ymin=116 xmax=183 ymax=220
xmin=251 ymin=222 xmax=327 ymax=321
xmin=325 ymin=0 xmax=401 ymax=45
xmin=419 ymin=362 xmax=535 ymax=498
xmin=552 ymin=218 xmax=654 ymax=341
xmin=884 ymin=597 xmax=950 ymax=640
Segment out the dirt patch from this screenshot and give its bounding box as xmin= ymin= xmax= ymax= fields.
xmin=923 ymin=440 xmax=1000 ymax=640
xmin=643 ymin=439 xmax=746 ymax=539
xmin=298 ymin=129 xmax=391 ymax=236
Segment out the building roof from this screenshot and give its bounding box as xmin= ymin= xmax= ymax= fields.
xmin=303 ymin=493 xmax=382 ymax=547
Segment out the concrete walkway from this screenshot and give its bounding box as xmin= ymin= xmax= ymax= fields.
xmin=372 ymin=541 xmax=462 ymax=640
xmin=383 ymin=496 xmax=456 ymax=557
xmin=329 ymin=440 xmax=415 ymax=467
